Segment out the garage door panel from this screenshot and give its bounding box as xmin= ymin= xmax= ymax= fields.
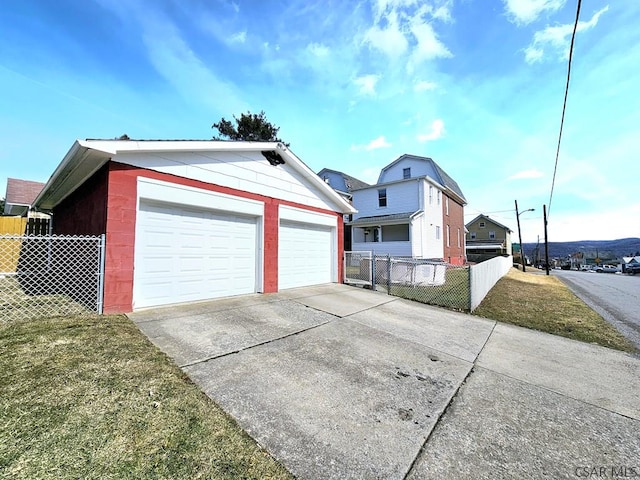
xmin=279 ymin=220 xmax=333 ymax=290
xmin=135 ymin=201 xmax=258 ymax=309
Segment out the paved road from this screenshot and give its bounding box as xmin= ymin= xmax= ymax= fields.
xmin=554 ymin=269 xmax=640 ymax=350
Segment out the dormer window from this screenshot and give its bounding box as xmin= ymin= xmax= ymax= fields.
xmin=403 ymin=167 xmax=411 ymax=179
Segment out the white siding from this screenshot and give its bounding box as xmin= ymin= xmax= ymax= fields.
xmin=116 ymin=150 xmax=336 ymax=211
xmin=352 ymin=181 xmax=420 ymax=219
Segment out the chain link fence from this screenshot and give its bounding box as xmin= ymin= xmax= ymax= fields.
xmin=344 ymin=251 xmax=373 ymax=286
xmin=345 ymin=252 xmax=471 ymax=311
xmin=0 ymin=235 xmax=105 ymax=322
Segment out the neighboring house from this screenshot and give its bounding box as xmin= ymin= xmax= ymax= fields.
xmin=33 ymin=139 xmax=355 ymax=313
xmin=3 ymin=178 xmax=46 ymax=216
xmin=349 ymin=154 xmax=467 ymax=265
xmin=317 ymin=168 xmax=370 ymax=201
xmin=317 ymin=168 xmax=369 ymax=250
xmin=622 ymin=256 xmax=640 ymax=273
xmin=465 ymin=214 xmax=512 ymax=263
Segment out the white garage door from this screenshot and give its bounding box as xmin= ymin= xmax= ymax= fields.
xmin=278 ymin=220 xmax=333 ymax=289
xmin=134 ymin=201 xmax=257 ymax=309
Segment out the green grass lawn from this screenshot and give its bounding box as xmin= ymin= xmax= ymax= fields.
xmin=390 ymin=267 xmax=470 ymax=311
xmin=0 ymin=314 xmax=293 ymax=480
xmin=473 ymin=268 xmax=636 ymax=352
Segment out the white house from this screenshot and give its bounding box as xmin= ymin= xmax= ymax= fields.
xmin=349 ymin=154 xmax=467 ymax=264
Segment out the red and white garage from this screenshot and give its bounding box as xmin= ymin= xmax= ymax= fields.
xmin=33 ymin=140 xmax=355 ymax=313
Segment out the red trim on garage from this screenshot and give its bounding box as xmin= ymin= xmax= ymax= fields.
xmin=263 ymin=200 xmax=279 ymax=293
xmin=103 ymin=163 xmax=137 ymax=313
xmin=99 ymin=162 xmax=344 ymax=312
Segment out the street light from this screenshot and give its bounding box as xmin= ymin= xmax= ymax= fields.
xmin=515 ymin=200 xmax=535 ymax=272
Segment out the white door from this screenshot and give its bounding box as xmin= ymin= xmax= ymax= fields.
xmin=134 ymin=201 xmax=257 ymax=309
xmin=278 ymin=220 xmax=333 ymax=289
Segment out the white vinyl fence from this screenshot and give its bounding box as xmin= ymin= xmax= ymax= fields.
xmin=469 ymin=255 xmax=513 ymax=311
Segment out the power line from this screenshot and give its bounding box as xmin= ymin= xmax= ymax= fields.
xmin=548 ymin=0 xmax=582 ymax=216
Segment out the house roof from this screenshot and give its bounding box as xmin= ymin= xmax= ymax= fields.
xmin=317 ymin=168 xmax=370 ymax=193
xmin=378 ymin=154 xmax=466 ymax=202
xmin=3 ymin=178 xmax=46 ymax=215
xmin=33 ymin=139 xmax=356 ymax=214
xmin=465 ymin=214 xmax=513 ymax=233
xmin=350 ymin=211 xmax=419 ymax=226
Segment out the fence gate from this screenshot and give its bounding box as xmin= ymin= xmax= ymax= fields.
xmin=344 ymin=251 xmax=373 ymax=286
xmin=0 ymin=234 xmax=105 ymax=322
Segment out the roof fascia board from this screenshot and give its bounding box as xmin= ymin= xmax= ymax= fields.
xmin=34 ymin=143 xmax=111 ymax=211
xmin=78 ymin=139 xmax=283 ymax=154
xmin=36 ymin=140 xmax=357 ymax=214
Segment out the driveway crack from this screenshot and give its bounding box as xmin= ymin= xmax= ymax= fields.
xmin=179 ymin=319 xmax=334 ymax=368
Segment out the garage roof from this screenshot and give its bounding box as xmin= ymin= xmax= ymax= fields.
xmin=33 ymin=139 xmax=357 ymax=214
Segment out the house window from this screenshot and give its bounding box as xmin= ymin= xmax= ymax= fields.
xmin=479 ymin=222 xmax=486 ymax=228
xmin=446 ymin=225 xmax=450 ymax=247
xmin=378 ymin=189 xmax=387 ymax=207
xmin=445 ymin=197 xmax=449 ymax=215
xmin=403 ymin=167 xmax=411 ymax=179
xmin=437 ymin=191 xmax=441 ymax=205
xmin=381 ymin=224 xmax=409 ymax=241
xmin=470 ymin=232 xmax=476 ymax=240
xmin=489 ymin=231 xmax=496 ymax=240
xmin=435 ymin=226 xmax=441 ymax=240
xmin=429 ymin=186 xmax=433 ymax=205
xmin=457 ymin=228 xmax=461 ymax=247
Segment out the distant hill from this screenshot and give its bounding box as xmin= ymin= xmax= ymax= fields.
xmin=521 ymin=238 xmax=640 ymax=260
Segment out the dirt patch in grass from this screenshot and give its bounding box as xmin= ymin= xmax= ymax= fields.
xmin=0 ymin=314 xmax=293 ymax=480
xmin=473 ymin=268 xmax=636 ymax=353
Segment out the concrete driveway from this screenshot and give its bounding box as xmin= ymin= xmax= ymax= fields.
xmin=129 ymin=284 xmax=640 ymax=480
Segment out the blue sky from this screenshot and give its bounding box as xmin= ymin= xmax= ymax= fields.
xmin=1 ymin=0 xmax=638 ymax=242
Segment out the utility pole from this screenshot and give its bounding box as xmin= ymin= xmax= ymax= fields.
xmin=543 ymin=204 xmax=550 ymax=276
xmin=515 ymin=200 xmax=525 ymax=272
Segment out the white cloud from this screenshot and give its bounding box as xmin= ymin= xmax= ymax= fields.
xmin=408 ymin=19 xmax=452 ymax=71
xmin=508 ymin=169 xmax=544 ymax=180
xmin=364 ymin=0 xmax=453 ymax=68
xmin=307 ymin=43 xmax=330 ymax=57
xmin=503 ymin=0 xmax=566 ymax=25
xmin=354 ymin=74 xmax=381 ymax=96
xmin=364 ymin=10 xmax=409 ymax=58
xmin=229 ymin=30 xmax=246 ymax=44
xmin=367 ymin=135 xmax=392 ymax=150
xmin=359 ymin=166 xmax=385 ymax=184
xmin=524 ymin=6 xmax=609 ymax=64
xmin=417 ymin=119 xmax=445 ymax=142
xmin=414 ymin=80 xmax=437 ymax=92
xmin=140 ymin=18 xmax=247 ymax=114
xmin=94 ymin=1 xmax=247 ymax=114
xmin=351 ymin=135 xmax=392 ymax=151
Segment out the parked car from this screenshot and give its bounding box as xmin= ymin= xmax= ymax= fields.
xmin=595 ymin=265 xmax=618 ymax=273
xmin=626 ymin=264 xmax=640 ymax=275
xmin=580 ymin=265 xmax=592 ymax=272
